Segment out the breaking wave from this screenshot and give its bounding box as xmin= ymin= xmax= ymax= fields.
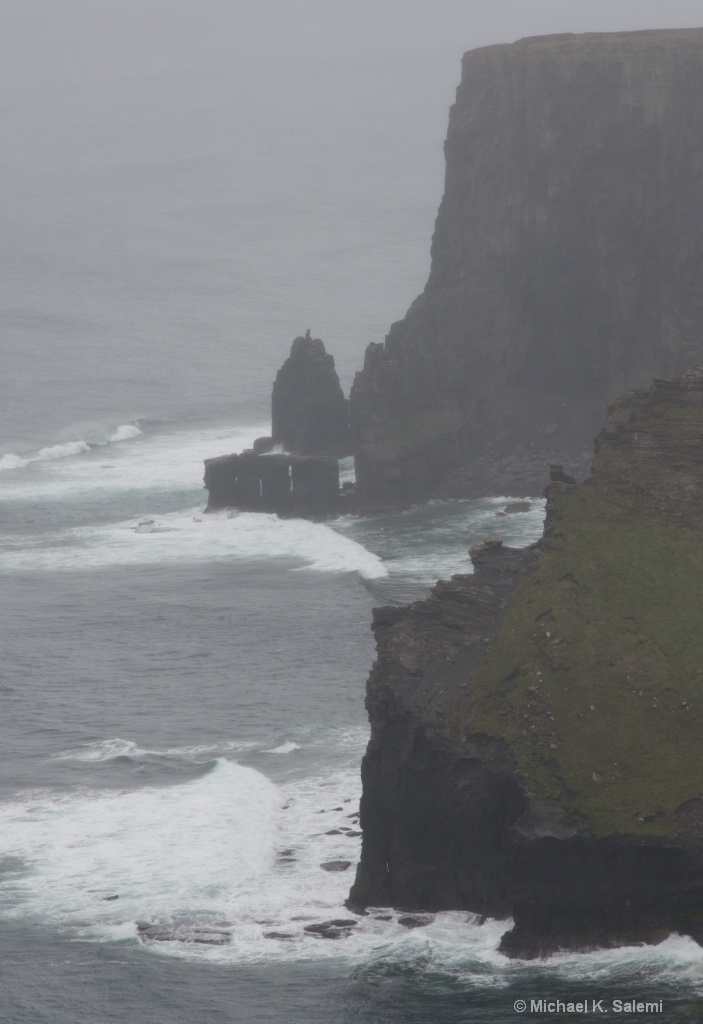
xmin=0 ymin=507 xmax=388 ymax=578
xmin=0 ymin=424 xmax=143 ymax=473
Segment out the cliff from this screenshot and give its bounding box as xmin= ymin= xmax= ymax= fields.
xmin=350 ymin=29 xmax=703 ymax=512
xmin=349 ymin=364 xmax=703 ymax=957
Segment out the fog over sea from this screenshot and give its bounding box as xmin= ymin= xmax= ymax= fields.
xmin=3 ymin=3 xmax=703 ymax=1021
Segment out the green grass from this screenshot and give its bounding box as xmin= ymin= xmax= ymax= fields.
xmin=470 ymin=481 xmax=703 ymax=838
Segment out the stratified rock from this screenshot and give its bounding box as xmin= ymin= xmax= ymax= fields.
xmin=203 ymin=450 xmax=341 ymax=518
xmin=350 ymin=30 xmax=703 ymax=511
xmin=272 ymin=333 xmax=351 ymax=457
xmin=349 ymin=365 xmax=703 ymax=957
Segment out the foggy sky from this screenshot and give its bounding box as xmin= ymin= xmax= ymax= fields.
xmin=3 ymin=0 xmax=703 ymax=442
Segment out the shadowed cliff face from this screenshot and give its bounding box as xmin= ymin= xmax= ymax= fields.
xmin=272 ymin=335 xmax=351 ymax=457
xmin=350 ymin=29 xmax=703 ymax=512
xmin=349 ymin=364 xmax=703 ymax=957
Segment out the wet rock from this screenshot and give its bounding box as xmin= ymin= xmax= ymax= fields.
xmin=136 ymin=921 xmax=231 ymax=946
xmin=304 ymin=918 xmax=358 ymax=939
xmin=397 ymin=915 xmax=434 ymax=929
xmin=320 ymin=860 xmax=352 ymax=872
xmin=204 ymin=450 xmax=341 ymax=518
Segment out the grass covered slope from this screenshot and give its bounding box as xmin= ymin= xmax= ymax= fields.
xmin=471 ymin=366 xmax=703 ymax=838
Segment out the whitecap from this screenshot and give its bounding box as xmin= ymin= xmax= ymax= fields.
xmin=0 ymin=507 xmax=388 ymax=579
xmin=0 ymin=424 xmax=144 ymax=476
xmin=108 ymin=424 xmax=143 ymax=443
xmin=0 ymin=422 xmax=267 ymax=499
xmin=53 ymin=738 xmax=142 ymax=762
xmin=0 ymin=759 xmax=280 ymax=930
xmin=0 ymin=439 xmax=90 ymax=472
xmin=264 ymin=742 xmax=301 ymax=755
xmin=53 ymin=737 xmax=259 ymax=762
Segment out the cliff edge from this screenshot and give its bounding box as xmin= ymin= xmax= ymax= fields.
xmin=350 ymin=29 xmax=703 ymax=511
xmin=349 ymin=364 xmax=703 ymax=956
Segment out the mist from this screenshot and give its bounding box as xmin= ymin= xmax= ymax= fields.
xmin=2 ymin=0 xmax=702 ymax=443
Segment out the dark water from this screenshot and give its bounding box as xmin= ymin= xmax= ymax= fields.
xmin=3 ymin=2 xmax=703 ymax=1020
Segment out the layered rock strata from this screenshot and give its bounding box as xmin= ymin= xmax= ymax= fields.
xmin=350 ymin=29 xmax=703 ymax=511
xmin=272 ymin=333 xmax=351 ymax=457
xmin=349 ymin=365 xmax=703 ymax=956
xmin=203 ymin=450 xmax=342 ymax=518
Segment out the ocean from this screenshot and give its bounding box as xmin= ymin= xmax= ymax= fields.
xmin=3 ymin=3 xmax=703 ymax=1021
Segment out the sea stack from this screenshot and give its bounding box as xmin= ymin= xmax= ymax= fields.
xmin=203 ymin=332 xmax=353 ymax=517
xmin=349 ymin=363 xmax=703 ymax=957
xmin=350 ymin=29 xmax=703 ymax=511
xmin=272 ymin=332 xmax=351 ymax=457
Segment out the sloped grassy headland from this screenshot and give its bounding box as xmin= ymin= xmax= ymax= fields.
xmin=349 ymin=365 xmax=703 ymax=956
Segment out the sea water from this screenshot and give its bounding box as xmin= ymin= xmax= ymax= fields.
xmin=3 ymin=3 xmax=703 ymax=1021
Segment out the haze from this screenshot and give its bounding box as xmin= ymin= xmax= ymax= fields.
xmin=2 ymin=0 xmax=703 ymax=447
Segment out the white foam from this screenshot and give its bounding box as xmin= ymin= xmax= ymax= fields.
xmin=2 ymin=746 xmax=701 ymax=990
xmin=53 ymin=737 xmax=260 ymax=763
xmin=0 ymin=439 xmax=90 ymax=472
xmin=0 ymin=508 xmax=388 ymax=579
xmin=0 ymin=422 xmax=267 ymax=499
xmin=0 ymin=424 xmax=146 ymax=474
xmin=0 ymin=760 xmax=280 ymax=931
xmin=53 ymin=738 xmax=142 ymax=762
xmin=109 ymin=424 xmax=143 ymax=443
xmin=264 ymin=742 xmax=301 ymax=755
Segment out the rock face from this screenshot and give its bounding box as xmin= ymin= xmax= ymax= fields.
xmin=272 ymin=333 xmax=351 ymax=456
xmin=349 ymin=364 xmax=703 ymax=957
xmin=350 ymin=29 xmax=703 ymax=512
xmin=202 ymin=333 xmax=356 ymax=518
xmin=203 ymin=450 xmax=342 ymax=518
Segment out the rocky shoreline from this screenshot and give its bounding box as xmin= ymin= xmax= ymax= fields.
xmin=348 ymin=365 xmax=703 ymax=957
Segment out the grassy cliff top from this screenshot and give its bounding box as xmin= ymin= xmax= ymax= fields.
xmin=471 ymin=366 xmax=703 ymax=838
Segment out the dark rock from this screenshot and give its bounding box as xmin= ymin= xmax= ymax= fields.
xmin=264 ymin=931 xmax=295 ymax=940
xmin=203 ymin=451 xmax=341 ymax=519
xmin=136 ymin=921 xmax=232 ymax=946
xmin=349 ymin=364 xmax=703 ymax=957
xmin=253 ymin=436 xmax=275 ymax=455
xmin=320 ymin=860 xmax=352 ymax=872
xmin=304 ymin=918 xmax=358 ymax=939
xmin=397 ymin=915 xmax=433 ymax=929
xmin=101 ymin=895 xmax=119 ymax=901
xmin=502 ymin=502 xmax=532 ymax=514
xmin=350 ymin=29 xmax=703 ymax=511
xmin=272 ymin=334 xmax=351 ymax=457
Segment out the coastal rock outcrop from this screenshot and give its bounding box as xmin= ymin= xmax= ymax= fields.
xmin=350 ymin=29 xmax=703 ymax=511
xmin=203 ymin=450 xmax=342 ymax=518
xmin=272 ymin=332 xmax=351 ymax=457
xmin=203 ymin=332 xmax=355 ymax=518
xmin=349 ymin=364 xmax=703 ymax=956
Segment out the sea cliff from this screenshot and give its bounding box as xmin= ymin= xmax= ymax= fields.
xmin=350 ymin=29 xmax=703 ymax=512
xmin=349 ymin=364 xmax=703 ymax=957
